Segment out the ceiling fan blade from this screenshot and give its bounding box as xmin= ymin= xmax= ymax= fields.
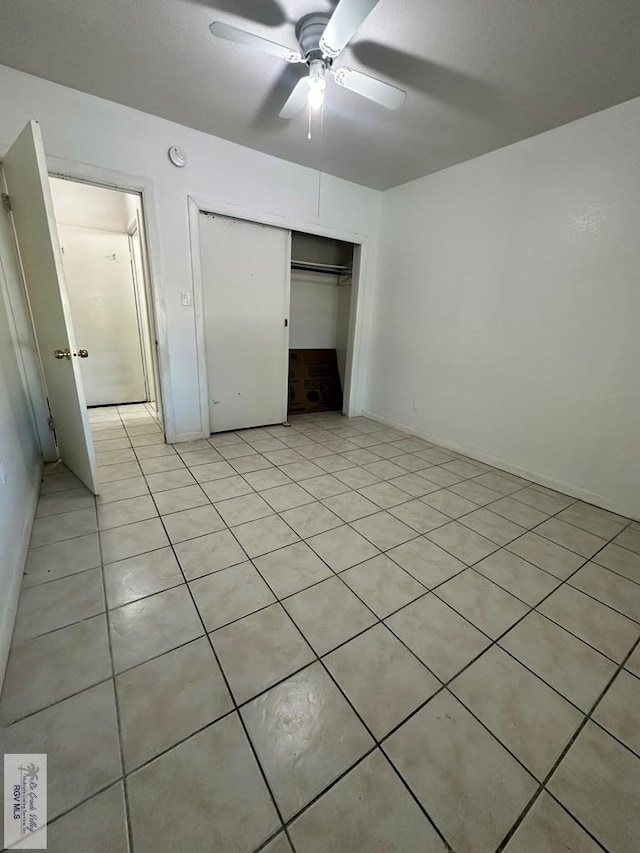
xmin=320 ymin=0 xmax=380 ymax=58
xmin=209 ymin=21 xmax=302 ymax=63
xmin=279 ymin=78 xmax=310 ymax=119
xmin=351 ymin=41 xmax=506 ymax=120
xmin=332 ymin=67 xmax=406 ymax=109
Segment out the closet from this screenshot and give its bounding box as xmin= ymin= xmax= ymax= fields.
xmin=198 ymin=212 xmax=355 ymax=434
xmin=288 ymin=231 xmax=353 ymax=415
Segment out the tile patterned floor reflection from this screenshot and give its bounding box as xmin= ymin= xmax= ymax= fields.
xmin=1 ymin=403 xmax=639 ymax=852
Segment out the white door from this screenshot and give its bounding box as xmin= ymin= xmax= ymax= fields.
xmin=3 ymin=121 xmax=99 ymax=492
xmin=199 ymin=213 xmax=290 ymax=432
xmin=58 ymin=225 xmax=147 ymax=405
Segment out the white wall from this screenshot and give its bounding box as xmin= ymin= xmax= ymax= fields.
xmin=0 ymin=65 xmax=382 ymax=441
xmin=367 ymin=97 xmax=640 ymax=519
xmin=57 ymin=225 xmax=147 ymax=406
xmin=289 ymin=272 xmax=342 ymax=349
xmin=289 ymin=271 xmax=352 ymax=388
xmin=50 ymin=177 xmax=130 ymax=232
xmin=0 ymin=173 xmax=44 ymax=688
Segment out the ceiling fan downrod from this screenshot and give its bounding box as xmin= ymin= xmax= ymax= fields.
xmin=296 ymin=13 xmax=333 ymax=64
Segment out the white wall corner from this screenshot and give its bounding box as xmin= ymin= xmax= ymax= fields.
xmin=0 ymin=458 xmax=43 ymax=693
xmin=362 ymin=409 xmax=640 ymax=522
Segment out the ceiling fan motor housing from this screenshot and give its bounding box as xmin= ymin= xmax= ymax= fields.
xmin=296 ymin=13 xmax=333 ymax=64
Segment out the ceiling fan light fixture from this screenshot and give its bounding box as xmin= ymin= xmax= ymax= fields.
xmin=307 ymin=77 xmax=326 ymax=110
xmin=307 ymin=58 xmax=327 ymax=110
xmin=308 ymin=87 xmax=325 ymax=111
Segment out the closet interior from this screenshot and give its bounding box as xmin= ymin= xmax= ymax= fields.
xmin=288 ymin=231 xmax=354 ymax=417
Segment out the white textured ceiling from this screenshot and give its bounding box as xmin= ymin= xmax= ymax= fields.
xmin=1 ymin=0 xmax=639 ymax=189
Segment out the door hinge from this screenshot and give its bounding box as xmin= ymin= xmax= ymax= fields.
xmin=2 ymin=194 xmax=11 ymax=213
xmin=47 ymin=416 xmax=55 ymax=431
xmin=284 ymin=318 xmax=288 ymax=327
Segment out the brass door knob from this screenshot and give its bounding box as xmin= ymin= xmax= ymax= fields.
xmin=77 ymin=349 xmax=89 ymax=358
xmin=53 ymin=348 xmax=71 ymax=360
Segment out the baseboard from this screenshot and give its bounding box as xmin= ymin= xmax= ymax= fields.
xmin=0 ymin=457 xmax=43 ymax=693
xmin=362 ymin=409 xmax=639 ymax=522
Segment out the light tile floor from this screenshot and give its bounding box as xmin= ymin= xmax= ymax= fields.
xmin=1 ymin=404 xmax=639 ymax=852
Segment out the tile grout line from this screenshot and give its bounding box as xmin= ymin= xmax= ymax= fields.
xmin=74 ymin=423 xmax=640 ymax=591
xmin=494 ymin=630 xmax=640 ymax=852
xmin=327 ymin=512 xmax=629 ymax=814
xmin=231 ymin=481 xmax=478 ymax=851
xmin=135 ymin=451 xmax=300 ymax=853
xmin=17 ymin=495 xmax=638 ymax=698
xmin=231 ymin=494 xmax=561 ymax=849
xmin=94 ymin=411 xmax=301 ymax=852
xmin=379 ymin=514 xmax=614 ymax=741
xmin=377 ymin=525 xmax=640 ymax=849
xmin=11 ymin=408 xmax=640 ymax=852
xmin=332 ymin=482 xmax=640 ymax=668
xmin=29 ymin=487 xmax=638 ymax=614
xmin=215 ymin=540 xmax=454 ymax=851
xmin=94 ymin=409 xmax=137 ymax=853
xmin=9 ymin=512 xmax=636 ymax=739
xmin=134 ymin=445 xmax=455 ymax=851
xmin=62 ymin=411 xmax=640 ymax=541
xmin=14 ymin=445 xmax=638 ymax=706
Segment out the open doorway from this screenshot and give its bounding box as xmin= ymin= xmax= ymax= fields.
xmin=49 ymin=177 xmax=162 ymax=423
xmin=288 ymin=231 xmax=354 ymax=418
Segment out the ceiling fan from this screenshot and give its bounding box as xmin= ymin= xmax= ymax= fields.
xmin=209 ymin=0 xmax=406 ymax=119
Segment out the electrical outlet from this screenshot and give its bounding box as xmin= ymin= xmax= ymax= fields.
xmin=0 ymin=459 xmax=6 ymax=485
xmin=413 ymin=400 xmax=420 ymax=412
xmin=181 ymin=290 xmax=192 ymax=307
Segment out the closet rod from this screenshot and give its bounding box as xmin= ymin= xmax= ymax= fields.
xmin=291 ymin=260 xmax=352 ymax=276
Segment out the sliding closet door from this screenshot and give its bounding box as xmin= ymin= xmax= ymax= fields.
xmin=199 ymin=212 xmax=291 ymax=433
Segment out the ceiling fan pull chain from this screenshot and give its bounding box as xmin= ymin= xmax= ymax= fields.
xmin=308 ymin=106 xmax=312 ymax=141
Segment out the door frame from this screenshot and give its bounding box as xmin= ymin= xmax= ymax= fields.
xmin=188 ymin=194 xmax=369 ymax=436
xmin=127 ymin=213 xmax=162 ymax=419
xmin=126 ymin=222 xmax=152 ymax=403
xmin=43 ymin=157 xmax=170 ymax=436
